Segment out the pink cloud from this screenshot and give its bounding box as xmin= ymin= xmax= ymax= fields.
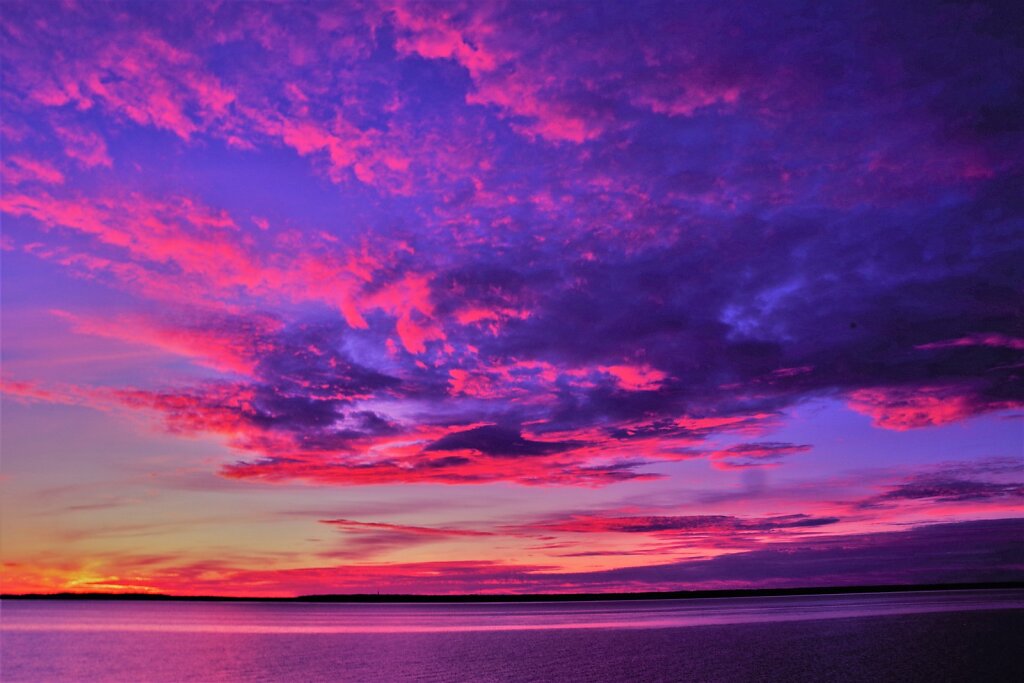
xmin=367 ymin=274 xmax=446 ymax=354
xmin=222 ymin=454 xmax=660 ymax=488
xmin=52 ymin=122 xmax=112 ymax=168
xmin=7 ymin=21 xmax=426 ymax=194
xmin=278 ymin=119 xmax=362 ymax=178
xmin=847 ymin=385 xmax=1020 ymax=430
xmin=0 ymin=378 xmax=80 ymax=405
xmin=320 ymin=518 xmax=493 ymax=537
xmin=467 ymin=78 xmax=604 ymax=144
xmin=389 ymin=1 xmax=604 ymax=144
xmin=707 ymin=442 xmax=812 ymax=470
xmin=448 ymin=360 xmax=559 ymax=400
xmin=916 ymin=334 xmax=1024 ymax=352
xmin=448 ymin=368 xmax=499 ymax=398
xmin=0 ymin=375 xmax=655 ymax=487
xmin=631 ymin=84 xmax=742 ymax=118
xmin=2 ymin=156 xmax=65 ymax=185
xmin=454 ymin=305 xmax=530 ymax=335
xmin=390 ymin=1 xmax=498 ymax=76
xmin=541 ymin=513 xmax=830 ymax=534
xmin=1 ymin=188 xmax=447 ymax=350
xmin=599 ymin=364 xmax=668 ymax=391
xmin=51 ymin=309 xmax=283 ymax=376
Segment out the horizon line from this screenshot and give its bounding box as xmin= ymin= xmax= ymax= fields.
xmin=3 ymin=581 xmax=1022 ymax=604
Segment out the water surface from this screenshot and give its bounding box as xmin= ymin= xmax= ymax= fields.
xmin=2 ymin=590 xmax=1021 ymax=681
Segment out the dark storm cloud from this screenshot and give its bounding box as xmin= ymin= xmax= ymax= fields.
xmin=521 ymin=512 xmax=841 ymax=535
xmin=424 ymin=425 xmax=582 ymax=457
xmin=553 ymin=519 xmax=1024 ymax=589
xmin=859 ymin=478 xmax=1024 ymax=508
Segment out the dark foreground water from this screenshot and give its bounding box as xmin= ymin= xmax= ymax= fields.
xmin=2 ymin=590 xmax=1021 ymax=682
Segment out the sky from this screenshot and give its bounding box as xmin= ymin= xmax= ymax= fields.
xmin=0 ymin=0 xmax=1021 ymax=597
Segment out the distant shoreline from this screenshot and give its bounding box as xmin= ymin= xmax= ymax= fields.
xmin=3 ymin=581 xmax=1021 ymax=604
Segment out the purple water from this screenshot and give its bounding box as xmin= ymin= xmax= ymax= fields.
xmin=2 ymin=590 xmax=1021 ymax=681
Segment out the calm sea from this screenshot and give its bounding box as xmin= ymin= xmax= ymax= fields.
xmin=2 ymin=590 xmax=1021 ymax=682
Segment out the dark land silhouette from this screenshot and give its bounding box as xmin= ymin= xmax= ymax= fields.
xmin=3 ymin=581 xmax=1021 ymax=603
